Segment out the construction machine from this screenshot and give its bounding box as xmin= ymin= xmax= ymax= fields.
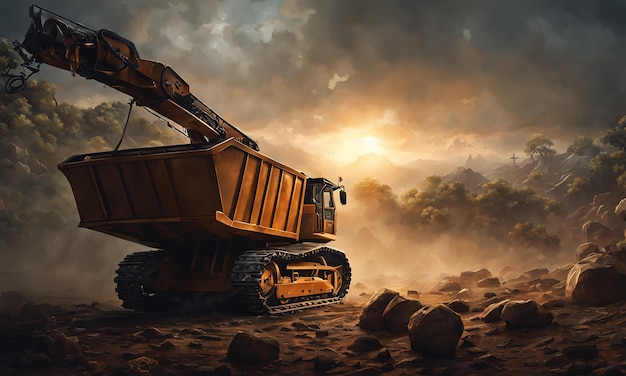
xmin=6 ymin=5 xmax=350 ymax=314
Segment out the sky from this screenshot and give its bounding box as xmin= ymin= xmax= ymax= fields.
xmin=1 ymin=0 xmax=626 ymax=165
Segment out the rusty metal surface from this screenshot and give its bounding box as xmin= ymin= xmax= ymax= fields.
xmin=58 ymin=139 xmax=307 ymax=248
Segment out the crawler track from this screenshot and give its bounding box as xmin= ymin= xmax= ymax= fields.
xmin=230 ymin=246 xmax=351 ymax=314
xmin=114 ymin=251 xmax=166 ymax=311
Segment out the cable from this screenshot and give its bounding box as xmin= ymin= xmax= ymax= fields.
xmin=113 ymin=99 xmax=135 ymax=153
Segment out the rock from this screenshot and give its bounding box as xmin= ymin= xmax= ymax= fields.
xmin=438 ymin=281 xmax=461 ymax=292
xmin=446 ymin=299 xmax=470 ymax=313
xmin=315 ymin=330 xmax=329 ymax=338
xmin=408 ymin=304 xmax=464 ymax=356
xmin=14 ymin=351 xmax=53 ymax=368
xmin=347 ymin=336 xmax=383 ymax=352
xmin=189 ymin=340 xmax=203 ymax=348
xmin=382 ymin=295 xmax=423 ymax=332
xmin=562 ymin=344 xmax=598 ymax=360
xmin=191 ymin=365 xmax=230 ymax=376
xmin=542 ymin=298 xmax=566 ymax=309
xmin=460 ymin=268 xmax=492 ymax=283
xmin=604 ymin=363 xmax=626 ymax=376
xmin=314 ymin=354 xmax=340 ymax=371
xmin=528 ymin=278 xmax=561 ymax=291
xmin=374 ymin=349 xmax=392 ymax=363
xmin=407 ymin=290 xmax=419 ymax=297
xmin=501 ymin=300 xmax=553 ymax=328
xmin=157 ymin=340 xmax=174 ymax=350
xmin=566 ymin=254 xmax=626 ymax=305
xmin=482 ymin=299 xmax=510 ymax=323
xmin=576 ymin=243 xmax=600 ymax=262
xmin=358 ymin=288 xmax=399 ymax=330
xmin=226 ymin=331 xmax=279 ymax=364
xmin=345 ymin=368 xmax=383 ymax=376
xmin=524 ymin=268 xmax=549 ymax=280
xmin=484 ymin=292 xmax=496 ymax=298
xmin=354 ymin=282 xmax=367 ymax=289
xmin=583 ymin=221 xmax=614 ymax=246
xmin=128 ymin=356 xmax=160 ymax=375
xmin=616 ymin=198 xmax=626 ymax=221
xmin=141 ymin=327 xmax=166 ymax=339
xmin=547 ymin=264 xmax=575 ymax=281
xmin=457 ymin=288 xmax=472 ymax=299
xmin=477 ymin=277 xmax=500 ymax=288
xmin=30 ymin=329 xmax=83 ymax=365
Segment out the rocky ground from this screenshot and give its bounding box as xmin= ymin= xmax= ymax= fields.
xmin=3 ymin=272 xmax=626 ymax=376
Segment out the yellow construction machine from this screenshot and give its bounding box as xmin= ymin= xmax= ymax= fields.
xmin=6 ymin=5 xmax=350 ymax=313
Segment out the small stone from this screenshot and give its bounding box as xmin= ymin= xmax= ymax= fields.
xmin=158 ymin=341 xmax=175 ymax=350
xmin=128 ymin=356 xmax=160 ymax=374
xmin=562 ymin=344 xmax=598 ymax=360
xmin=484 ymin=292 xmax=497 ymax=298
xmin=466 ymin=347 xmax=486 ymax=354
xmin=347 ymin=336 xmax=383 ymax=352
xmin=316 ymin=330 xmax=329 ymax=338
xmin=374 ymin=349 xmax=392 ymax=362
xmin=314 ymin=354 xmax=340 ymax=372
xmin=189 ymin=340 xmax=203 ymax=348
xmin=542 ymin=346 xmax=558 ymax=355
xmin=141 ymin=327 xmax=166 ymax=339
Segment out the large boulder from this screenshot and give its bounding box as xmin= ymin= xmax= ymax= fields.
xmin=226 ymin=332 xmax=279 ymax=364
xmin=358 ymin=288 xmax=399 ymax=330
xmin=482 ymin=299 xmax=509 ymax=323
xmin=582 ymin=221 xmax=614 ymax=246
xmin=501 ymin=300 xmax=553 ymax=328
xmin=460 ymin=268 xmax=492 ymax=284
xmin=566 ymin=253 xmax=626 ymax=305
xmin=547 ymin=264 xmax=574 ymax=281
xmin=576 ymin=243 xmax=600 ymax=262
xmin=382 ymin=295 xmax=423 ymax=332
xmin=408 ymin=304 xmax=463 ymax=356
xmin=476 ymin=277 xmax=500 ymax=288
xmin=523 ymin=268 xmax=549 ymax=280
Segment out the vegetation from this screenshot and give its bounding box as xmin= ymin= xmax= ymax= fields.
xmin=600 ymin=116 xmax=626 ymax=151
xmin=567 ymin=135 xmax=599 ymax=156
xmin=524 ymin=133 xmax=556 ymax=161
xmin=353 ymin=176 xmax=561 ymax=253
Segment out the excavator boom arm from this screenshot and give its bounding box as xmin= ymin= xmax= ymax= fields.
xmin=16 ymin=5 xmax=258 ymax=150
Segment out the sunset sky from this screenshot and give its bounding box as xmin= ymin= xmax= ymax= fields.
xmin=1 ymin=0 xmax=626 ymax=165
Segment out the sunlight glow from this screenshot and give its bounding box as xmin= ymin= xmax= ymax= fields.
xmin=361 ymin=136 xmax=381 ymax=150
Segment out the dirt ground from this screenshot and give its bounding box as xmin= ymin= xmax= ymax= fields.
xmin=1 ymin=285 xmax=626 ymax=376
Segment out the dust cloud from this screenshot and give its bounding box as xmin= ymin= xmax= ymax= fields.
xmin=332 ymin=176 xmax=577 ymax=296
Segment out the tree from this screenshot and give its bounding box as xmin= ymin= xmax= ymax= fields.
xmin=524 ymin=133 xmax=556 ymax=161
xmin=508 ymin=221 xmax=560 ymax=251
xmin=567 ymin=135 xmax=599 ymax=156
xmin=600 ymin=116 xmax=626 ymax=150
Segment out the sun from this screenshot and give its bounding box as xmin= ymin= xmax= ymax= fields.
xmin=361 ymin=136 xmax=380 ymax=150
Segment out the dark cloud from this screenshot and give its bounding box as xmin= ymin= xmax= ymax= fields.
xmin=1 ymin=1 xmax=625 ymax=155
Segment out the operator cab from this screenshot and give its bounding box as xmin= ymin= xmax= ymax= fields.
xmin=300 ymin=178 xmax=346 ymax=242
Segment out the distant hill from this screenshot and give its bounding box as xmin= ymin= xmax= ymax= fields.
xmin=486 ymin=153 xmax=595 ymax=198
xmin=464 ymin=153 xmax=508 ymax=174
xmin=443 ymin=167 xmax=489 ymax=192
